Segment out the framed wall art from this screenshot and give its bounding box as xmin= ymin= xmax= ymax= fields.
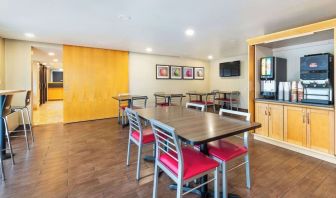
xmin=156 ymin=64 xmax=170 ymax=79
xmin=183 ymin=67 xmax=194 ymax=80
xmin=194 ymin=67 xmax=204 ymax=80
xmin=170 ymin=66 xmax=182 ymax=79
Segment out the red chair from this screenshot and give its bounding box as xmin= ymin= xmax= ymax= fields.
xmin=208 ymin=109 xmax=251 ymax=198
xmin=125 ymin=108 xmax=155 ymax=180
xmin=150 ymin=119 xmax=219 ymax=198
xmin=188 ymin=92 xmax=216 ymax=112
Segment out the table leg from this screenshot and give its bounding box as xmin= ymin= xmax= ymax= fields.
xmin=0 ymin=95 xmax=12 ymax=160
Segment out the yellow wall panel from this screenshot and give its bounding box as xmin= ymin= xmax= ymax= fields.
xmin=63 ymin=45 xmax=128 ymax=123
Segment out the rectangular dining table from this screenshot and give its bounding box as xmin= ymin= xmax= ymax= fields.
xmin=134 ymin=106 xmax=261 ymax=197
xmin=0 ymin=90 xmax=26 ymax=159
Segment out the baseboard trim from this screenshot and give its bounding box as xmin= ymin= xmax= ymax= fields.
xmin=253 ymin=134 xmax=336 ymax=164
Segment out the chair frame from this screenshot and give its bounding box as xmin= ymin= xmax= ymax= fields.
xmin=214 ymin=108 xmax=251 ymax=198
xmin=151 ymin=119 xmax=219 ymax=198
xmin=125 ymin=108 xmax=154 ymax=180
xmin=185 ymin=102 xmax=205 ymax=112
xmin=219 ymin=92 xmax=240 ymax=111
xmin=169 ymin=94 xmax=183 ymax=106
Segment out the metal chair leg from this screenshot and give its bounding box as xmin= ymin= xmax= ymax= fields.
xmin=176 ymin=179 xmax=183 ymax=198
xmin=0 ymin=150 xmax=5 ymax=180
xmin=3 ymin=118 xmax=15 ymax=165
xmin=126 ymin=138 xmax=131 ymax=166
xmin=136 ymin=145 xmax=142 ymax=180
xmin=222 ymin=162 xmax=227 ymax=198
xmin=214 ymin=167 xmax=219 ymax=198
xmin=24 ymin=108 xmax=34 ymax=142
xmin=245 ymin=153 xmax=251 ymax=189
xmin=152 ymin=162 xmax=159 ymax=198
xmin=20 ymin=110 xmax=30 ymax=150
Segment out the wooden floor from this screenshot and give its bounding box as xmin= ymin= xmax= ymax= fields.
xmin=33 ymin=100 xmax=63 ymax=125
xmin=1 ymin=118 xmax=336 ymax=198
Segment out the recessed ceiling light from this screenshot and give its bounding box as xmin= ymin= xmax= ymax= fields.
xmin=146 ymin=47 xmax=153 ymax=53
xmin=185 ymin=29 xmax=195 ymax=36
xmin=53 ymin=59 xmax=58 ymax=62
xmin=48 ymin=52 xmax=55 ymax=56
xmin=117 ymin=14 xmax=132 ymax=21
xmin=24 ymin=33 xmax=35 ymax=38
xmin=208 ymin=55 xmax=213 ymax=60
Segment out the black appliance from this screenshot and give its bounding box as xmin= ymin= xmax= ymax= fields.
xmin=260 ymin=57 xmax=287 ymax=99
xmin=219 ymin=61 xmax=240 ymax=77
xmin=300 ymin=53 xmax=334 ymax=105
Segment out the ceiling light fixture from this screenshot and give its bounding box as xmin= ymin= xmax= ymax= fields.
xmin=24 ymin=33 xmax=35 ymax=38
xmin=48 ymin=52 xmax=55 ymax=56
xmin=53 ymin=58 xmax=58 ymax=62
xmin=146 ymin=47 xmax=153 ymax=53
xmin=185 ymin=29 xmax=195 ymax=36
xmin=208 ymin=55 xmax=213 ymax=60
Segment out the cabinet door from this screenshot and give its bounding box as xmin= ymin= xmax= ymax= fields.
xmin=255 ymin=103 xmax=269 ymax=136
xmin=284 ymin=106 xmax=307 ymax=146
xmin=307 ymin=109 xmax=335 ymax=154
xmin=268 ymin=104 xmax=284 ymax=140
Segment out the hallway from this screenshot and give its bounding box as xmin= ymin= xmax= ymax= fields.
xmin=33 ymin=100 xmax=63 ymax=125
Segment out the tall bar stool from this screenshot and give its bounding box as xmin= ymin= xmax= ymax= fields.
xmin=207 ymin=109 xmax=251 ymax=198
xmin=118 ymin=93 xmax=130 ymax=125
xmin=125 ymin=108 xmax=155 ymax=180
xmin=11 ymin=90 xmax=34 ymax=150
xmin=151 ymin=119 xmax=219 ymax=198
xmin=1 ymin=95 xmax=16 ymax=167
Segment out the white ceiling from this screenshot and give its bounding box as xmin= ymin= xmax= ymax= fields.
xmin=1 ymin=0 xmax=336 ymax=60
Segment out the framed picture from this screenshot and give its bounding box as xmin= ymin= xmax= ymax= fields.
xmin=170 ymin=66 xmax=182 ymax=79
xmin=194 ymin=67 xmax=204 ymax=80
xmin=156 ymin=65 xmax=170 ymax=79
xmin=183 ymin=67 xmax=194 ymax=80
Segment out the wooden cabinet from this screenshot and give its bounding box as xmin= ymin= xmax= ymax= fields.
xmin=269 ymin=104 xmax=284 ymax=140
xmin=307 ymin=109 xmax=334 ymax=154
xmin=284 ymin=106 xmax=307 ymax=146
xmin=255 ymin=103 xmax=269 ymax=136
xmin=255 ymin=102 xmax=284 ymax=140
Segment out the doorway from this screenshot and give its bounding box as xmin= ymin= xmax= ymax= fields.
xmin=31 ymin=44 xmax=63 ymax=125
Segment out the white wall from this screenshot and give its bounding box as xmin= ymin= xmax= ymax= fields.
xmin=209 ymin=55 xmax=249 ymax=109
xmin=272 ymin=39 xmax=334 ymax=81
xmin=0 ymin=37 xmax=5 ymax=89
xmin=129 ymin=52 xmax=210 ymax=106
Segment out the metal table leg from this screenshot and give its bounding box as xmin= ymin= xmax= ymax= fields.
xmin=0 ymin=95 xmax=12 ymax=160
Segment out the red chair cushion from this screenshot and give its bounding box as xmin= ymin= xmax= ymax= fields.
xmin=159 ymin=147 xmax=219 ymax=180
xmin=120 ymin=105 xmax=128 ymax=110
xmin=208 ymin=140 xmax=247 ymax=162
xmin=216 ymin=98 xmax=238 ymax=102
xmin=192 ymin=101 xmax=214 ymax=105
xmin=190 ymin=100 xmax=202 ymax=103
xmin=131 ymin=128 xmax=155 ymax=144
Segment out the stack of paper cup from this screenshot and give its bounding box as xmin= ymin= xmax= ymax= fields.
xmin=291 ymin=81 xmax=297 ymax=102
xmin=284 ymin=82 xmax=291 ymax=101
xmin=278 ymin=82 xmax=284 ymax=100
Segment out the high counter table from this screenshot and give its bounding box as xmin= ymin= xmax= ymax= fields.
xmin=0 ymin=90 xmax=25 ymax=159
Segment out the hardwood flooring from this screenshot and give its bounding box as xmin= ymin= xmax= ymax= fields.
xmin=1 ymin=118 xmax=336 ymax=198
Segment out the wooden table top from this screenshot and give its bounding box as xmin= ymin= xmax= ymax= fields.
xmin=112 ymin=95 xmax=146 ymax=101
xmin=154 ymin=93 xmax=185 ymax=98
xmin=217 ymin=90 xmax=240 ymax=94
xmin=134 ymin=106 xmax=261 ymax=145
xmin=0 ymin=90 xmax=26 ymax=96
xmin=186 ymin=92 xmax=213 ymax=95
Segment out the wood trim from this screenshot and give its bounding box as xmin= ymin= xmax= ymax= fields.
xmin=255 ymin=100 xmax=334 ymax=111
xmin=248 ymin=45 xmax=255 ymax=121
xmin=247 ymin=18 xmax=336 ymax=45
xmin=329 ymin=111 xmax=335 ymax=155
xmin=334 ymin=28 xmax=336 ymax=155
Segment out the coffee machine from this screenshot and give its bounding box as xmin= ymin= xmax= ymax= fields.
xmin=300 ymin=53 xmax=334 ymax=105
xmin=260 ymin=57 xmax=287 ymax=99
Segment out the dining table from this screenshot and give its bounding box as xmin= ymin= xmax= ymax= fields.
xmin=153 ymin=93 xmax=185 ymax=106
xmin=134 ymin=106 xmax=261 ymax=198
xmin=186 ymin=91 xmax=213 ymax=102
xmin=0 ymin=90 xmax=26 ymax=159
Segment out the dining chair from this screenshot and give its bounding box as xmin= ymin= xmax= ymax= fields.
xmin=170 ymin=94 xmax=183 ymax=106
xmin=185 ymin=102 xmax=205 ymax=112
xmin=154 ymin=92 xmax=169 ymax=107
xmin=125 ymin=108 xmax=155 ymax=180
xmin=187 ymin=91 xmax=201 ymax=103
xmin=11 ymin=90 xmax=34 ymax=150
xmin=150 ymin=119 xmax=219 ymax=198
xmin=131 ymin=96 xmax=148 ymax=109
xmin=208 ymin=109 xmax=251 ymax=198
xmin=219 ymin=91 xmax=240 ymax=111
xmin=118 ymin=93 xmax=130 ymax=125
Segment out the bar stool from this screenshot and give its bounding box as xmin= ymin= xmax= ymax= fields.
xmin=11 ymin=90 xmax=34 ymax=150
xmin=125 ymin=108 xmax=155 ymax=180
xmin=118 ymin=93 xmax=130 ymax=125
xmin=207 ymin=109 xmax=251 ymax=198
xmin=151 ymin=119 xmax=219 ymax=198
xmin=1 ymin=95 xmax=16 ymax=167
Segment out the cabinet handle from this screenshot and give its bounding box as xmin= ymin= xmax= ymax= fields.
xmin=268 ymin=107 xmax=271 ymax=116
xmin=302 ymin=114 xmax=305 ymax=123
xmin=307 ymin=112 xmax=310 ymax=124
xmin=265 ymin=107 xmax=267 ymax=116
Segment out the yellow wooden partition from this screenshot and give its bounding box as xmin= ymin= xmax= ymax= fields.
xmin=63 ymin=45 xmax=128 ymax=123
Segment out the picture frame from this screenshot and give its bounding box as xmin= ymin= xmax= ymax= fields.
xmin=183 ymin=67 xmax=194 ymax=80
xmin=170 ymin=66 xmax=183 ymax=79
xmin=156 ymin=64 xmax=170 ymax=79
xmin=194 ymin=67 xmax=204 ymax=80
